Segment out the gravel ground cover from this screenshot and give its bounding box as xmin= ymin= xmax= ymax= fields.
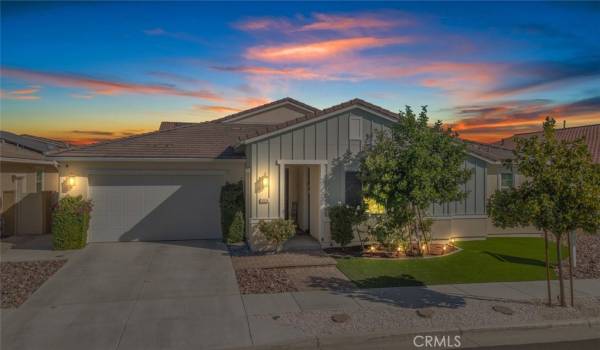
xmin=1 ymin=260 xmax=66 ymax=308
xmin=267 ymin=296 xmax=600 ymax=338
xmin=236 ymin=268 xmax=298 ymax=294
xmin=558 ymin=233 xmax=600 ymax=279
xmin=236 ymin=266 xmax=356 ymax=294
xmin=231 ymin=245 xmax=349 ymax=294
xmin=231 ymin=251 xmax=336 ymax=270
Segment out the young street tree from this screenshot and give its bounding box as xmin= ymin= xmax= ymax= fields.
xmin=489 ymin=117 xmax=600 ymax=307
xmin=360 ymin=106 xmax=471 ymax=254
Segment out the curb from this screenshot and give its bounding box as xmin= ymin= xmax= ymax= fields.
xmin=233 ymin=317 xmax=600 ymax=349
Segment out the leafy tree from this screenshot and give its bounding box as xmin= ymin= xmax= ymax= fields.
xmin=489 ymin=117 xmax=600 ymax=306
xmin=360 ymin=106 xmax=471 ymax=254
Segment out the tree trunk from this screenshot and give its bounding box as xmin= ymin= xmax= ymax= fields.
xmin=556 ymin=235 xmax=566 ymax=307
xmin=544 ymin=230 xmax=552 ymax=306
xmin=568 ymin=232 xmax=575 ymax=307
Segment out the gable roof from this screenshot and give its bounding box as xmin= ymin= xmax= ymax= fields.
xmin=158 ymin=97 xmax=320 ymax=131
xmin=496 ymin=124 xmax=600 ymax=163
xmin=239 ymin=98 xmax=400 ymax=144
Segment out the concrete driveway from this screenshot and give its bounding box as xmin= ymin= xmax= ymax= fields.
xmin=1 ymin=240 xmax=252 ymax=350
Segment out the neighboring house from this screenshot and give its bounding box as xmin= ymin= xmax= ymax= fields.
xmin=47 ymin=97 xmax=549 ymax=250
xmin=0 ymin=131 xmax=67 ymax=236
xmin=496 ymin=123 xmax=600 ymax=164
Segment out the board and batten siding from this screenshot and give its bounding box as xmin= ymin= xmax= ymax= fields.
xmin=246 ymin=108 xmax=395 ymax=222
xmin=246 ymin=107 xmax=489 ymax=235
xmin=428 ymin=156 xmax=488 ymax=217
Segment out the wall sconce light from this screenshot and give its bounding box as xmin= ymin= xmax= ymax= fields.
xmin=261 ymin=176 xmax=269 ymax=188
xmin=67 ymin=176 xmax=76 ymax=187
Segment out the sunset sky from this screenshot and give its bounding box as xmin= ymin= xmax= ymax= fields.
xmin=1 ymin=2 xmax=599 ymax=145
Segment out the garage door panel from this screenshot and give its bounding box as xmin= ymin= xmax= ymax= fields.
xmin=88 ymin=174 xmax=223 ymax=242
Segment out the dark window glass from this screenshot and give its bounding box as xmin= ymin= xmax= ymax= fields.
xmin=345 ymin=171 xmax=362 ymax=207
xmin=501 ymin=173 xmax=514 ymax=189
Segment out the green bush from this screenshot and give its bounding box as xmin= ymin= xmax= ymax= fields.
xmin=52 ymin=195 xmax=92 ymax=250
xmin=328 ymin=204 xmax=366 ymax=246
xmin=220 ymin=181 xmax=245 ymax=243
xmin=257 ymin=219 xmax=295 ymax=250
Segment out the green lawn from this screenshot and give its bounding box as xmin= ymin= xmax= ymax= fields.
xmin=336 ymin=238 xmax=567 ymax=288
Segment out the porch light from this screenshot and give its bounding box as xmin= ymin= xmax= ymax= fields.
xmin=261 ymin=176 xmax=269 ymax=188
xmin=67 ymin=176 xmax=76 ymax=187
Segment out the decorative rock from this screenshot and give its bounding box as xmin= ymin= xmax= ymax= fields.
xmin=492 ymin=305 xmax=514 ymax=315
xmin=331 ymin=313 xmax=350 ymax=323
xmin=416 ymin=309 xmax=435 ymax=318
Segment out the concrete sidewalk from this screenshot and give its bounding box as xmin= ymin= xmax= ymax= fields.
xmin=239 ymin=322 xmax=600 ymax=349
xmin=242 ymin=279 xmax=600 ymax=346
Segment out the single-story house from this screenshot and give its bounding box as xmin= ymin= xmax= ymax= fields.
xmin=0 ymin=131 xmax=68 ymax=236
xmin=49 ymin=97 xmax=579 ymax=249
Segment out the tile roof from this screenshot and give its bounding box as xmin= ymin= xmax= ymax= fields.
xmin=48 ymin=98 xmax=395 ymax=160
xmin=463 ymin=141 xmax=515 ymax=162
xmin=496 ymin=124 xmax=600 ymax=163
xmin=48 ymin=122 xmax=272 ymax=159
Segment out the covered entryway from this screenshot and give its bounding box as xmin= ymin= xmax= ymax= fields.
xmin=88 ymin=172 xmax=223 ymax=242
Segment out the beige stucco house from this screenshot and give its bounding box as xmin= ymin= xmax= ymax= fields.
xmin=45 ymin=97 xmax=545 ymax=250
xmin=0 ymin=132 xmax=67 ymax=236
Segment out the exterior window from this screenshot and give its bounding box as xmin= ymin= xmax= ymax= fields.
xmin=500 ymin=173 xmax=514 ymax=189
xmin=345 ymin=171 xmax=362 ymax=207
xmin=36 ymin=170 xmax=43 ymax=192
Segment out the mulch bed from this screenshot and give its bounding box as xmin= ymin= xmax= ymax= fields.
xmin=1 ymin=260 xmax=66 ymax=308
xmin=236 ymin=268 xmax=298 ymax=294
xmin=555 ymin=233 xmax=600 ymax=279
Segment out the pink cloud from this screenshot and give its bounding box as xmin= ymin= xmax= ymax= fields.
xmin=212 ymin=65 xmax=321 ymax=80
xmin=1 ymin=67 xmax=223 ymax=101
xmin=298 ymin=13 xmax=409 ymax=32
xmin=234 ymin=18 xmax=292 ymax=31
xmin=245 ymin=36 xmax=412 ymax=62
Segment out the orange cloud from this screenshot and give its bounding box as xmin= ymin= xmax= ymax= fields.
xmin=245 ymin=36 xmax=411 ymax=62
xmin=0 ymin=86 xmax=40 ymax=100
xmin=0 ymin=67 xmax=223 ymax=101
xmin=449 ymin=96 xmax=600 ymax=142
xmin=193 ymin=105 xmax=242 ymax=113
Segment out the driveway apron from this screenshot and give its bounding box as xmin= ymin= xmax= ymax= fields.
xmin=1 ymin=240 xmax=252 ymax=350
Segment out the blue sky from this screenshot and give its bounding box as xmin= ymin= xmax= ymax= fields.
xmin=1 ymin=1 xmax=599 ymax=144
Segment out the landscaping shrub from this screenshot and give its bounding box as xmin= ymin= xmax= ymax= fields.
xmin=257 ymin=219 xmax=295 ymax=250
xmin=328 ymin=204 xmax=366 ymax=246
xmin=220 ymin=181 xmax=245 ymax=243
xmin=51 ymin=195 xmax=92 ymax=250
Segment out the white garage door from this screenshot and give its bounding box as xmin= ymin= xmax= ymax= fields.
xmin=88 ymin=173 xmax=223 ymax=242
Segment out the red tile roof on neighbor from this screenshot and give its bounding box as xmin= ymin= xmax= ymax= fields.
xmin=496 ymin=124 xmax=600 ymax=163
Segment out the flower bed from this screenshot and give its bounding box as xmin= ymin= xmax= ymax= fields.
xmin=326 ymin=243 xmax=459 ymax=259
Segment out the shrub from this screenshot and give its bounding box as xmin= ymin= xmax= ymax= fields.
xmin=328 ymin=204 xmax=366 ymax=246
xmin=220 ymin=181 xmax=245 ymax=243
xmin=52 ymin=195 xmax=92 ymax=250
xmin=257 ymin=219 xmax=295 ymax=250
